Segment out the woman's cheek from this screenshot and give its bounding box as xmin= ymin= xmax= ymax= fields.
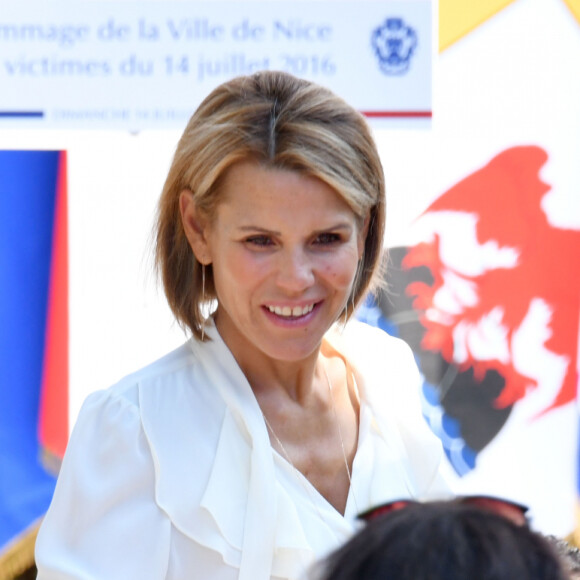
xmin=322 ymin=262 xmax=358 ymax=289
xmin=233 ymin=256 xmax=274 ymax=290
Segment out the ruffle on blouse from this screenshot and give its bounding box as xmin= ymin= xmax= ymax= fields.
xmin=137 ymin=325 xmax=318 ymax=580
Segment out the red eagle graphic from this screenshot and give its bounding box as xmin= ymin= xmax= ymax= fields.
xmin=403 ymin=146 xmax=580 ymax=414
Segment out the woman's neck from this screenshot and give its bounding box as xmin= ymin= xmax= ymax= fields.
xmin=213 ymin=311 xmax=328 ymax=406
xmin=236 ymin=346 xmax=324 ymax=407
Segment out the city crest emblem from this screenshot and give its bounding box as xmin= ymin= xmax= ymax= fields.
xmin=371 ymin=18 xmax=417 ymax=75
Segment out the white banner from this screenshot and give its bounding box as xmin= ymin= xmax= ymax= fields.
xmin=0 ymin=1 xmax=431 ymax=130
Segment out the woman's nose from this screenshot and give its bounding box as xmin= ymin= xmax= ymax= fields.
xmin=275 ymin=249 xmax=315 ymax=293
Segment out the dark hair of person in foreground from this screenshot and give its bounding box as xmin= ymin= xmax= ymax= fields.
xmin=317 ymin=501 xmax=570 ymax=580
xmin=546 ymin=535 xmax=580 ymax=579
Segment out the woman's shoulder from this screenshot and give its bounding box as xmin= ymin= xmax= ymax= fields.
xmin=116 ymin=340 xmax=196 ymax=387
xmin=71 ymin=337 xmax=227 ymax=467
xmin=327 ymin=319 xmax=422 ymax=409
xmin=82 ymin=339 xmax=209 ymax=418
xmin=328 ymin=319 xmax=415 ymax=369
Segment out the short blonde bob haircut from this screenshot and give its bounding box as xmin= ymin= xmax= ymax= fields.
xmin=155 ymin=71 xmax=386 ymax=340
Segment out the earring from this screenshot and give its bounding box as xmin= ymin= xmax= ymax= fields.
xmin=350 ymin=258 xmax=363 ymax=318
xmin=201 ymin=263 xmax=206 ymax=341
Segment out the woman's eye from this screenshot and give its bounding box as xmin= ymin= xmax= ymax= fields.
xmin=314 ymin=233 xmax=341 ymax=245
xmin=246 ymin=235 xmax=273 ymax=247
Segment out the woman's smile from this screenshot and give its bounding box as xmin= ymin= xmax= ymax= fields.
xmin=262 ymin=301 xmax=321 ymax=327
xmin=265 ymin=303 xmax=316 ymax=318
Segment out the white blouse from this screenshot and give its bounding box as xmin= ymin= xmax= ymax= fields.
xmin=35 ymin=320 xmax=450 ymax=580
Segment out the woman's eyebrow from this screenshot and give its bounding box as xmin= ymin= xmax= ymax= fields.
xmin=236 ymin=222 xmax=354 ymax=235
xmin=312 ymin=222 xmax=354 ymax=234
xmin=237 ymin=225 xmax=281 ymax=235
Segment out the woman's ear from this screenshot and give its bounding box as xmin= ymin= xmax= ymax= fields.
xmin=179 ymin=190 xmax=212 ymax=265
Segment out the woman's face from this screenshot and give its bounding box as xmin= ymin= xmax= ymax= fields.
xmin=183 ymin=161 xmax=368 ymax=364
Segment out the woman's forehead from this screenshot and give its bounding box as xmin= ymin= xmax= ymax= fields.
xmin=222 ymin=161 xmax=348 ymax=207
